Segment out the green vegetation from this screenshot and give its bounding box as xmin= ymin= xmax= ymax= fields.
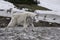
xmin=5 ymin=0 xmax=51 ymax=11
xmin=15 ymin=4 xmax=51 ymax=11
xmin=5 ymin=0 xmax=37 ymax=5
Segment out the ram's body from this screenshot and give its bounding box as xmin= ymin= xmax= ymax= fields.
xmin=7 ymin=12 xmax=37 ymax=29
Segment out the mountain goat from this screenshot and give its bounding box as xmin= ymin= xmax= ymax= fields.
xmin=6 ymin=12 xmax=38 ymax=30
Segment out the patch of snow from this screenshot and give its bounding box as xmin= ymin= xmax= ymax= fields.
xmin=34 ymin=10 xmax=60 ymax=24
xmin=0 ymin=0 xmax=15 ymax=10
xmin=37 ymin=0 xmax=60 ymax=11
xmin=12 ymin=8 xmax=25 ymax=13
xmin=35 ymin=10 xmax=60 ymax=16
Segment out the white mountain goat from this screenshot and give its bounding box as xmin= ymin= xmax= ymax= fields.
xmin=6 ymin=12 xmax=38 ymax=30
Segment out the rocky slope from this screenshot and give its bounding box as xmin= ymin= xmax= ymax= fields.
xmin=0 ymin=27 xmax=60 ymax=40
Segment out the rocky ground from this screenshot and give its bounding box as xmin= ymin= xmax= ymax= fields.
xmin=0 ymin=16 xmax=11 ymax=28
xmin=0 ymin=27 xmax=60 ymax=40
xmin=0 ymin=16 xmax=60 ymax=40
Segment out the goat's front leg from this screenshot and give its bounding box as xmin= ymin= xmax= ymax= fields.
xmin=5 ymin=17 xmax=16 ymax=31
xmin=7 ymin=17 xmax=16 ymax=27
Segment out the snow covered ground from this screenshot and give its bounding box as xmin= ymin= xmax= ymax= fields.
xmin=38 ymin=0 xmax=60 ymax=11
xmin=0 ymin=11 xmax=11 ymax=17
xmin=0 ymin=0 xmax=15 ymax=10
xmin=34 ymin=10 xmax=60 ymax=24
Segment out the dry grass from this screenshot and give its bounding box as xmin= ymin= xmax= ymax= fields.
xmin=15 ymin=4 xmax=51 ymax=11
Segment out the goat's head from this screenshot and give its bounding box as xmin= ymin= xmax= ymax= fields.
xmin=33 ymin=14 xmax=40 ymax=22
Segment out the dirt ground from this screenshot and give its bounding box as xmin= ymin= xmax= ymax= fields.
xmin=0 ymin=16 xmax=11 ymax=28
xmin=0 ymin=16 xmax=60 ymax=28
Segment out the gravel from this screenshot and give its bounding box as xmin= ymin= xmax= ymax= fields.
xmin=0 ymin=27 xmax=60 ymax=40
